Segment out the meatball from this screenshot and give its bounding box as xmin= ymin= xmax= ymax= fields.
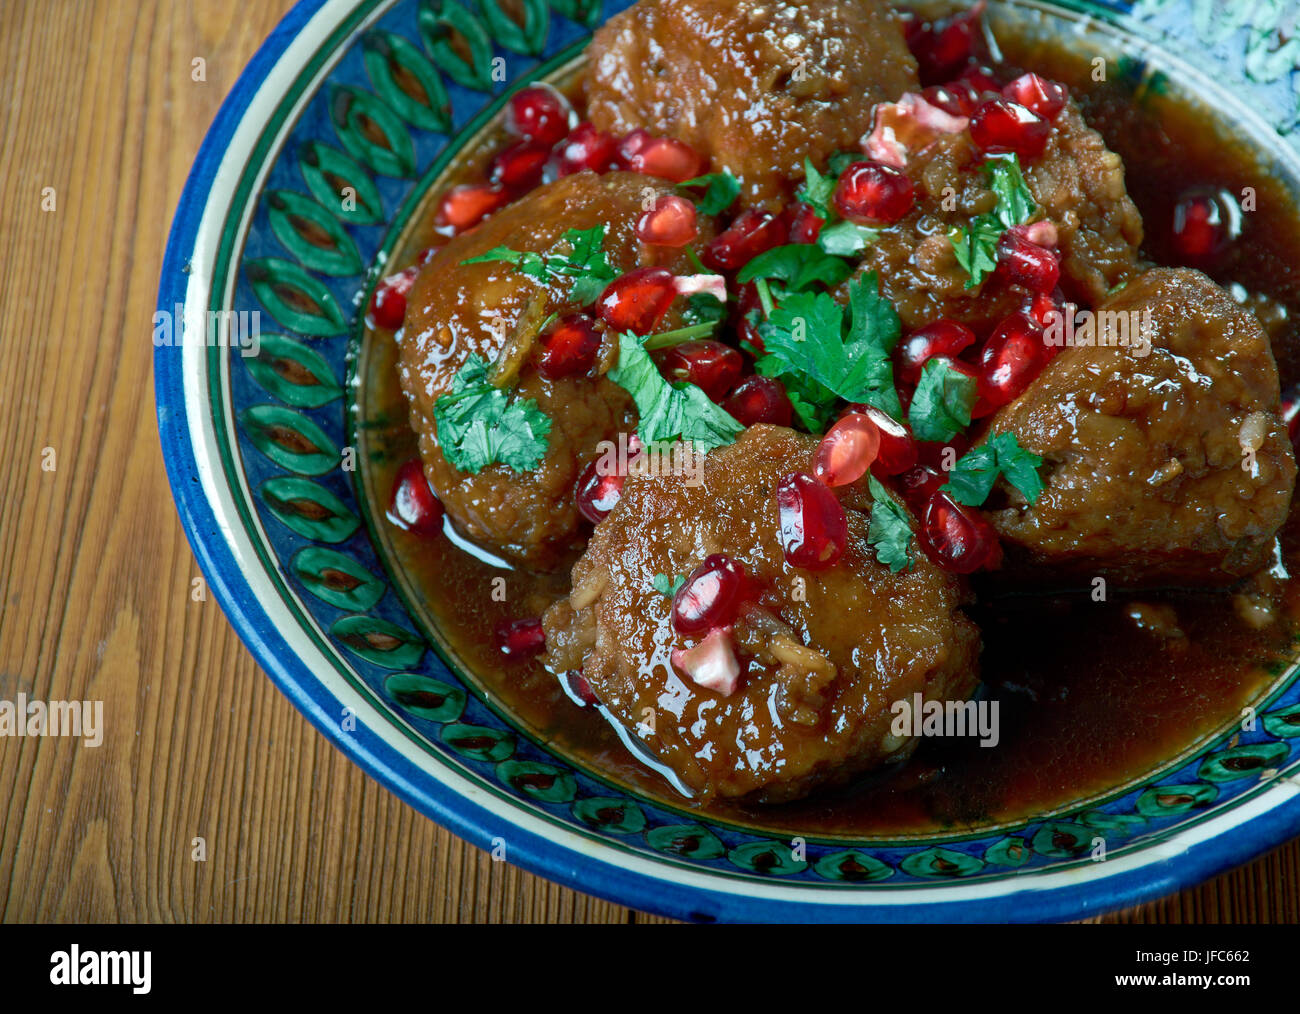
xmin=584 ymin=0 xmax=919 ymax=209
xmin=849 ymin=100 xmax=1145 ymax=331
xmin=397 ymin=171 xmax=714 ymax=569
xmin=542 ymin=425 xmax=980 ymax=803
xmin=983 ymin=268 xmax=1297 ymax=585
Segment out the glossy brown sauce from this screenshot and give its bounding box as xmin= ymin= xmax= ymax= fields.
xmin=356 ymin=34 xmax=1300 ymax=839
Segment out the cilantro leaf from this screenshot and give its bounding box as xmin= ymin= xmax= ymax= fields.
xmin=652 ymin=573 xmax=686 ymax=597
xmin=754 ymin=272 xmax=902 ymax=424
xmin=817 ymin=220 xmax=879 ymax=257
xmin=827 ymin=150 xmax=858 ymax=176
xmin=677 ymin=171 xmax=741 ymax=216
xmin=797 ymin=158 xmax=838 ymax=220
xmin=433 ymin=354 xmax=552 ymax=474
xmin=608 ymin=331 xmax=744 ymax=452
xmin=461 ymin=225 xmax=616 ymax=306
xmin=737 ymin=244 xmax=853 ymax=292
xmin=947 ymin=154 xmax=1038 ymax=290
xmin=908 ymin=357 xmax=976 ymax=442
xmin=867 ymin=475 xmax=914 ymax=573
xmin=943 ymin=432 xmax=1044 ymax=506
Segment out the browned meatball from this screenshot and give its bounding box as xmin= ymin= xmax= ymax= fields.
xmin=849 ymin=101 xmax=1144 ymax=331
xmin=584 ymin=0 xmax=919 ymax=209
xmin=543 ymin=425 xmax=981 ymax=803
xmin=397 ymin=171 xmax=714 ymax=570
xmin=983 ymin=268 xmax=1297 ymax=585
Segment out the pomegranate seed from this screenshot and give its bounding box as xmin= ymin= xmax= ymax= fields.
xmin=722 ymin=375 xmax=793 ymax=427
xmin=922 ymin=81 xmax=982 ymax=117
xmin=560 ymin=669 xmax=598 ymax=706
xmin=620 ymin=132 xmax=706 ymax=183
xmin=1002 ymin=73 xmax=1068 ymax=121
xmin=909 ymin=3 xmax=986 ymax=83
xmin=833 ymin=161 xmax=915 ymax=226
xmin=636 ymin=194 xmax=699 ymax=247
xmin=507 ymin=83 xmax=575 ymax=146
xmin=671 ymin=627 xmax=741 ymax=696
xmin=850 ymin=405 xmax=917 ymax=475
xmin=975 ymin=313 xmax=1048 ymax=414
xmin=1172 ymin=186 xmax=1239 ymax=261
xmin=815 ymin=413 xmax=881 ymax=487
xmin=551 ymin=122 xmax=619 ymax=177
xmin=596 ymin=267 xmax=678 ymax=335
xmin=776 ymin=472 xmax=849 ymax=570
xmin=435 ymin=182 xmax=509 ymax=234
xmin=969 ymin=98 xmax=1050 ymax=162
xmin=703 ymin=210 xmax=786 ymax=272
xmin=671 ymin=554 xmax=749 ymax=635
xmin=1282 ymin=385 xmax=1300 ymax=446
xmin=538 ymin=313 xmax=601 ymax=380
xmin=370 ymin=265 xmax=419 ymax=330
xmin=489 ymin=140 xmax=550 ymax=193
xmin=786 ymin=202 xmax=825 ymax=244
xmin=922 ymin=492 xmax=1002 ymax=574
xmin=387 ymin=458 xmax=444 ymax=537
xmin=496 ymin=617 xmax=546 ymax=659
xmin=898 ymin=464 xmax=946 ymax=508
xmin=575 ymin=457 xmax=625 ymax=524
xmin=917 ymin=434 xmax=972 ymax=473
xmin=895 ymin=320 xmax=976 ymax=384
xmin=655 ymin=341 xmax=743 ymax=401
xmin=1023 ymin=287 xmax=1066 ymax=331
xmin=996 ymin=228 xmax=1060 ymax=293
xmin=735 ymin=282 xmax=765 ymax=354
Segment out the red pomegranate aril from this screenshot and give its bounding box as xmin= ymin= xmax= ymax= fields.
xmin=671 ymin=554 xmax=749 ymax=635
xmin=722 ymin=375 xmax=793 ymax=427
xmin=815 ymin=413 xmax=881 ymax=487
xmin=786 ymin=202 xmax=825 ymax=244
xmin=507 ymin=83 xmax=575 ymax=146
xmin=489 ymin=140 xmax=550 ymax=193
xmin=496 ymin=617 xmax=546 ymax=659
xmin=833 ymin=161 xmax=915 ymax=226
xmin=654 ymin=340 xmax=743 ymax=402
xmin=1002 ymin=73 xmax=1068 ymax=121
xmin=539 ymin=313 xmax=601 ymax=380
xmin=597 ymin=267 xmax=678 ymax=335
xmin=957 ymin=62 xmax=1002 ymax=96
xmin=387 ymin=458 xmax=443 ymax=537
xmin=976 ymin=312 xmax=1048 ymax=414
xmin=370 ymin=265 xmax=419 ymax=330
xmin=703 ymin=210 xmax=786 ymax=272
xmin=1172 ymin=186 xmax=1239 ymax=261
xmin=621 ymin=133 xmax=706 ymax=183
xmin=848 ymin=404 xmax=916 ymax=475
xmin=922 ymin=492 xmax=1002 ymax=574
xmin=636 ymin=194 xmax=699 ymax=247
xmin=895 ymin=320 xmax=977 ymax=384
xmin=560 ymin=670 xmax=598 ymax=706
xmin=552 ymin=121 xmax=619 ymax=177
xmin=776 ymin=472 xmax=849 ymax=570
xmin=1282 ymin=385 xmax=1300 ymax=446
xmin=734 ymin=282 xmax=765 ymax=353
xmin=898 ymin=464 xmax=946 ymax=507
xmin=575 ymin=457 xmax=625 ymax=524
xmin=969 ymin=98 xmax=1050 ymax=162
xmin=996 ymin=228 xmax=1060 ymax=293
xmin=909 ymin=2 xmax=986 ymax=83
xmin=917 ymin=434 xmax=971 ymax=472
xmin=435 ymin=182 xmax=509 ymax=234
xmin=921 ymin=81 xmax=982 ymax=117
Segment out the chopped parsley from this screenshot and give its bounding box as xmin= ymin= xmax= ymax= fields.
xmin=461 ymin=225 xmax=617 ymax=306
xmin=817 ymin=220 xmax=880 ymax=257
xmin=736 ymin=244 xmax=854 ymax=293
xmin=797 ymin=158 xmax=839 ymax=221
xmin=795 ymin=157 xmax=882 ymax=258
xmin=942 ymin=432 xmax=1044 ymax=506
xmin=948 ymin=154 xmax=1038 ymax=289
xmin=908 ymin=357 xmax=977 ymax=442
xmin=677 ymin=171 xmax=741 ymax=216
xmin=608 ymin=331 xmax=745 ymax=452
xmin=433 ymin=354 xmax=552 ymax=474
xmin=754 ymin=271 xmax=902 ymax=431
xmin=652 ymin=573 xmax=687 ymax=597
xmin=867 ymin=474 xmax=914 ymax=573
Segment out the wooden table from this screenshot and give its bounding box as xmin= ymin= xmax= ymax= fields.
xmin=1 ymin=0 xmax=1297 ymax=924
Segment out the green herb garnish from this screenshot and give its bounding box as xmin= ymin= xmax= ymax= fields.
xmin=948 ymin=154 xmax=1038 ymax=289
xmin=737 ymin=244 xmax=854 ymax=292
xmin=942 ymin=432 xmax=1044 ymax=506
xmin=867 ymin=474 xmax=914 ymax=573
xmin=461 ymin=225 xmax=617 ymax=306
xmin=677 ymin=171 xmax=741 ymax=216
xmin=433 ymin=354 xmax=552 ymax=474
xmin=908 ymin=357 xmax=977 ymax=442
xmin=652 ymin=573 xmax=687 ymax=597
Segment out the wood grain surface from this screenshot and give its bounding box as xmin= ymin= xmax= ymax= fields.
xmin=0 ymin=0 xmax=1296 ymax=925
